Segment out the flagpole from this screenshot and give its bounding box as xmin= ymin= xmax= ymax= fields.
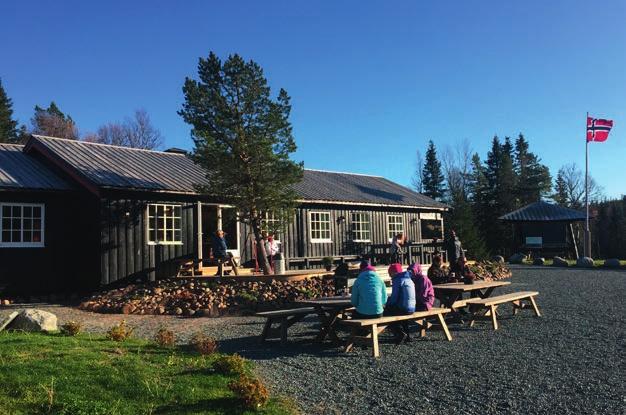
xmin=584 ymin=112 xmax=590 ymax=258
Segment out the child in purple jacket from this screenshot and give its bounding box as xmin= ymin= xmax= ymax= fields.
xmin=408 ymin=263 xmax=435 ymax=311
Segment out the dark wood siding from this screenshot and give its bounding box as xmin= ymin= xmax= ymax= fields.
xmin=238 ymin=203 xmax=444 ymax=267
xmin=99 ymin=195 xmax=196 ymax=285
xmin=0 ymin=191 xmax=100 ymax=294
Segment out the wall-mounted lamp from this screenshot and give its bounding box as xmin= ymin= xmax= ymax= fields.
xmin=337 ymin=215 xmax=346 ymax=224
xmin=410 ymin=218 xmax=418 ymax=225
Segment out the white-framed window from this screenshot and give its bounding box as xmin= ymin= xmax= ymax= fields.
xmin=387 ymin=214 xmax=404 ymax=241
xmin=0 ymin=203 xmax=45 ymax=248
xmin=309 ymin=211 xmax=331 ymax=242
xmin=351 ymin=212 xmax=371 ymax=242
xmin=147 ymin=204 xmax=182 ymax=245
xmin=261 ymin=211 xmax=282 ymax=241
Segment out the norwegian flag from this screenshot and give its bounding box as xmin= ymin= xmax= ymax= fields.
xmin=587 ymin=116 xmax=613 ymax=142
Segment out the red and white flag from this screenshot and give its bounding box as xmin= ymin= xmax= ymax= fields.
xmin=587 ymin=116 xmax=613 ymax=142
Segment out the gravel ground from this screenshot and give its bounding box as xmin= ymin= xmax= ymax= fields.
xmin=1 ymin=266 xmax=624 ymax=414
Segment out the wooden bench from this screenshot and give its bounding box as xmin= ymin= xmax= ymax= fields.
xmin=465 ymin=291 xmax=540 ymax=330
xmin=256 ymin=307 xmax=317 ymax=345
xmin=340 ymin=307 xmax=452 ymax=357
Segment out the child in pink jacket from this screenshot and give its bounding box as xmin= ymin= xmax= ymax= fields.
xmin=408 ymin=263 xmax=435 ymax=311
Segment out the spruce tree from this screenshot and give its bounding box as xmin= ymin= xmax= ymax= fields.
xmin=0 ymin=78 xmax=19 ymax=143
xmin=514 ymin=134 xmax=552 ymax=205
xmin=468 ymin=153 xmax=490 ymax=254
xmin=421 ymin=140 xmax=446 ymax=201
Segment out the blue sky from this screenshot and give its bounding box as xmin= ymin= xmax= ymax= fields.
xmin=1 ymin=1 xmax=625 ymax=197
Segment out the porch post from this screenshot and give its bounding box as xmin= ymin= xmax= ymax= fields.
xmin=217 ymin=206 xmax=223 ymax=230
xmin=197 ymin=201 xmax=203 ymax=268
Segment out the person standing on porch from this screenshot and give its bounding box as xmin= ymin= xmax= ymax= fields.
xmin=265 ymin=234 xmax=280 ymax=271
xmin=212 ymin=230 xmax=239 ymax=276
xmin=444 ymin=229 xmax=463 ymax=275
xmin=390 ymin=233 xmax=405 ymax=264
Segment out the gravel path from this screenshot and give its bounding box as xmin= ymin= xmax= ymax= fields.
xmin=1 ymin=266 xmax=624 ymax=414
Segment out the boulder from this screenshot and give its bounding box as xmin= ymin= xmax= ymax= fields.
xmin=7 ymin=309 xmax=57 ymax=332
xmin=552 ymin=256 xmax=569 ymax=267
xmin=0 ymin=311 xmax=18 ymax=332
xmin=576 ymin=257 xmax=594 ymax=268
xmin=491 ymin=255 xmax=505 ymax=264
xmin=532 ymin=257 xmax=545 ymax=266
xmin=604 ymin=258 xmax=621 ymax=268
xmin=509 ymin=253 xmax=526 ymax=264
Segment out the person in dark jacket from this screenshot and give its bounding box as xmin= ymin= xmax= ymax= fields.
xmin=427 ymin=255 xmax=449 ymax=285
xmin=444 ymin=229 xmax=463 ymax=274
xmin=212 ymin=230 xmax=238 ymax=276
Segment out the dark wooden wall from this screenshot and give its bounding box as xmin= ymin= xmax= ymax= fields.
xmin=99 ymin=193 xmax=197 ymax=285
xmin=238 ymin=204 xmax=444 ymax=267
xmin=0 ymin=190 xmax=100 ymax=294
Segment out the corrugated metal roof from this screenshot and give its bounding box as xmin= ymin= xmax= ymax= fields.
xmin=0 ymin=144 xmax=72 ymax=191
xmin=295 ymin=169 xmax=447 ymax=209
xmin=499 ymin=201 xmax=587 ymax=222
xmin=25 ymin=136 xmax=447 ymax=208
xmin=29 ymin=135 xmax=210 ymax=194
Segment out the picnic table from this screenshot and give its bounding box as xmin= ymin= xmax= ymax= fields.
xmin=297 ymin=296 xmax=353 ymax=343
xmin=433 ymin=280 xmax=511 ymax=316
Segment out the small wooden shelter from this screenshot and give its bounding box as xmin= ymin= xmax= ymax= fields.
xmin=499 ymin=201 xmax=586 ymax=258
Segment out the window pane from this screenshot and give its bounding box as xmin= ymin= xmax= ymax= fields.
xmin=23 ymin=206 xmax=32 ymax=217
xmin=2 ymin=218 xmax=10 ymax=230
xmin=11 ymin=218 xmax=20 ymax=229
xmin=174 ymin=218 xmax=181 ymax=231
xmin=32 ymin=231 xmax=41 ymax=243
xmin=174 ymin=230 xmax=181 ymax=241
xmin=149 ymin=228 xmax=157 ymax=242
xmin=12 ymin=206 xmax=21 ymax=217
xmin=12 ymin=230 xmax=20 ymax=242
xmin=23 ymin=218 xmax=32 ymax=231
xmin=1 ymin=230 xmax=9 ymax=242
xmin=33 ymin=206 xmax=41 ymax=217
xmin=33 ymin=219 xmax=41 ymax=230
xmin=157 ymin=217 xmax=164 ymax=230
xmin=166 ymin=230 xmax=173 ymax=241
xmin=23 ymin=230 xmax=32 ymax=242
xmin=2 ymin=206 xmax=10 ymax=217
xmin=174 ymin=206 xmax=182 ymax=218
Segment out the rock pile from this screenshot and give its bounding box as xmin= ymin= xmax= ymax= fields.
xmin=552 ymin=257 xmax=569 ymax=267
xmin=79 ymin=277 xmax=336 ymax=317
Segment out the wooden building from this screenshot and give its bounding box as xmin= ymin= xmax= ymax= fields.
xmin=0 ymin=135 xmax=446 ymax=293
xmin=499 ymin=201 xmax=586 ymax=258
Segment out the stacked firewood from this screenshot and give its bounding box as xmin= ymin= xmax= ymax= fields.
xmin=467 ymin=261 xmax=512 ymax=281
xmin=79 ymin=277 xmax=336 ymax=317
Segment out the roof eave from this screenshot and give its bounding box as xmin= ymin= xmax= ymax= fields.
xmin=297 ymin=199 xmax=449 ymax=210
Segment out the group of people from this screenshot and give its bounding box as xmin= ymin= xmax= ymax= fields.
xmin=350 ymin=260 xmax=435 ymax=344
xmin=350 ymin=229 xmax=473 ymax=343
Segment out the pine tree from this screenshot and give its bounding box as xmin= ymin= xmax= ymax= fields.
xmin=421 ymin=140 xmax=446 ymax=201
xmin=31 ymin=101 xmax=78 ymax=139
xmin=0 ymin=78 xmax=19 ymax=143
xmin=179 ymin=52 xmax=303 ymax=275
xmin=514 ymin=134 xmax=552 ymax=205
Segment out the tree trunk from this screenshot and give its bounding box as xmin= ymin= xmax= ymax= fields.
xmin=251 ymin=221 xmax=271 ymax=275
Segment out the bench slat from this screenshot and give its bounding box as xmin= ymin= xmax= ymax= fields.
xmin=340 ymin=307 xmax=450 ymax=326
xmin=256 ymin=307 xmax=316 ymax=318
xmin=465 ymin=291 xmax=538 ymax=306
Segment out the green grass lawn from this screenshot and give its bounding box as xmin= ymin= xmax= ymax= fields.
xmin=0 ymin=332 xmax=295 ymax=415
